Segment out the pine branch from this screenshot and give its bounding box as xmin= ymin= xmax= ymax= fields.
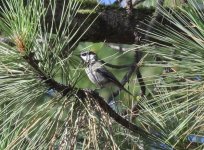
xmin=22 ymin=52 xmax=160 ymax=141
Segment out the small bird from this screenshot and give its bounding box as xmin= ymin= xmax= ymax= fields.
xmin=80 ymin=51 xmax=132 ymax=95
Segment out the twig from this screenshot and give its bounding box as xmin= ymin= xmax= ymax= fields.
xmin=108 ymin=0 xmax=138 ymax=102
xmin=135 ymin=51 xmax=146 ymax=96
xmin=130 ymin=0 xmax=165 ymax=120
xmin=100 ymin=60 xmax=132 ymax=69
xmin=107 ymin=54 xmax=138 ymax=103
xmin=144 ymin=0 xmax=165 ymax=41
xmin=137 ymin=0 xmax=165 ymax=95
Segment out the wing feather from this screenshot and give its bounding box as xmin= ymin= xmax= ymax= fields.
xmin=96 ymin=68 xmax=132 ymax=95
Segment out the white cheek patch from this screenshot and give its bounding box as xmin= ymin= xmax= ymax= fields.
xmin=81 ymin=55 xmax=88 ymax=62
xmin=89 ymin=54 xmax=95 ymax=60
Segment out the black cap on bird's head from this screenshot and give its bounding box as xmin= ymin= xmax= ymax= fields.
xmin=80 ymin=51 xmax=98 ymax=63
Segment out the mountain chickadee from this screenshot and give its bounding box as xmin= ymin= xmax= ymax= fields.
xmin=80 ymin=51 xmax=132 ymax=95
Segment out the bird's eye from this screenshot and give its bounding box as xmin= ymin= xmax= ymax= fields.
xmin=81 ymin=53 xmax=86 ymax=56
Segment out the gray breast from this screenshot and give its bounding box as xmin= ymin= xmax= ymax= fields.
xmin=85 ymin=62 xmax=108 ymax=87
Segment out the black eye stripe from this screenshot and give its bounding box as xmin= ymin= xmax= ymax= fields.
xmin=81 ymin=51 xmax=95 ymax=57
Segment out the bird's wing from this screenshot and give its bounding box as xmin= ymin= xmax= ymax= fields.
xmin=99 ymin=60 xmax=131 ymax=69
xmin=96 ymin=67 xmax=132 ymax=95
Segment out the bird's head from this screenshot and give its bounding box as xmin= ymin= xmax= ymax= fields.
xmin=80 ymin=51 xmax=98 ymax=63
